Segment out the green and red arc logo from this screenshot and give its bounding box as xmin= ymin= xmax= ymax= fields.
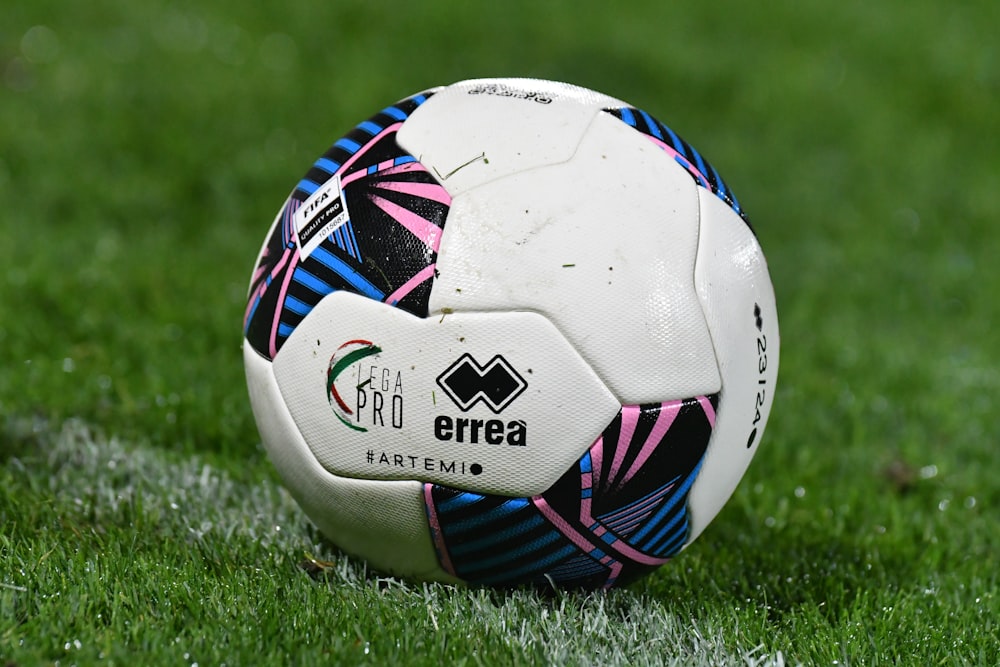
xmin=326 ymin=339 xmax=382 ymax=432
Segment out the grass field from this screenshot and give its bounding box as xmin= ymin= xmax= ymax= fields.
xmin=2 ymin=0 xmax=998 ymax=664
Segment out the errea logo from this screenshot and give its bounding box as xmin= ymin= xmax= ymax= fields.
xmin=434 ymin=353 xmax=528 ymax=446
xmin=436 ymin=353 xmax=527 ymax=413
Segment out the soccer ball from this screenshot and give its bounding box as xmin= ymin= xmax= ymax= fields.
xmin=243 ymin=78 xmax=778 ymax=589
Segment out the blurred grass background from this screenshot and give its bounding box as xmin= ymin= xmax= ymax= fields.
xmin=2 ymin=0 xmax=998 ymax=664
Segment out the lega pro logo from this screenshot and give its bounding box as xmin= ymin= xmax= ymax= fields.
xmin=327 ymin=340 xmax=404 ymax=432
xmin=435 ymin=353 xmax=527 ymax=445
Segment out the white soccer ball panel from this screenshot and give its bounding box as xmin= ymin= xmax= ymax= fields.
xmin=245 ymin=342 xmax=456 ymax=582
xmin=397 ymin=78 xmax=626 ymax=196
xmin=686 ymin=191 xmax=780 ymax=543
xmin=428 ymin=110 xmax=721 ymax=404
xmin=270 ymin=290 xmax=621 ymax=497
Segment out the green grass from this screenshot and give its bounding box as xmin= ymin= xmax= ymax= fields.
xmin=2 ymin=0 xmax=998 ymax=664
